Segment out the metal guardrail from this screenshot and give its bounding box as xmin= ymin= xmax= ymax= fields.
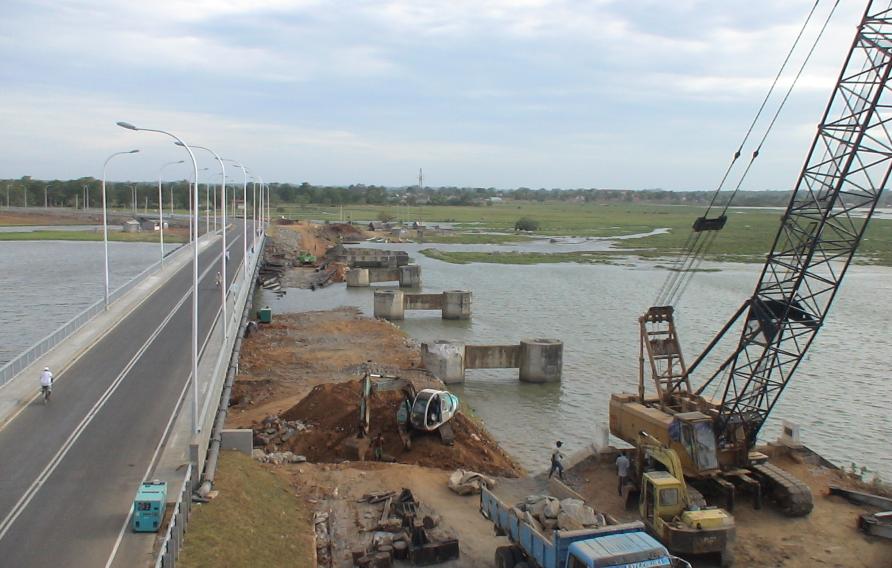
xmin=0 ymin=245 xmax=189 ymax=387
xmin=154 ymin=463 xmax=193 ymax=568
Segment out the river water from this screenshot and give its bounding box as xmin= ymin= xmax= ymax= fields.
xmin=0 ymin=241 xmax=180 ymax=366
xmin=258 ymin=240 xmax=892 ymax=480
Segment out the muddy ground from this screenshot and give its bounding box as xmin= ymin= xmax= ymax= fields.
xmin=566 ymin=451 xmax=892 ymax=568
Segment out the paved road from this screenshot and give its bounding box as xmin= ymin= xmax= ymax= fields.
xmin=0 ymin=229 xmax=252 ymax=567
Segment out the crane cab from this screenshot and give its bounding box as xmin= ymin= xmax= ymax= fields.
xmin=409 ymin=389 xmax=459 ymax=431
xmin=132 ymin=480 xmax=167 ymax=533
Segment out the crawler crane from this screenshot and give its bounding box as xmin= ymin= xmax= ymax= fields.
xmin=611 ymin=1 xmax=892 ymax=516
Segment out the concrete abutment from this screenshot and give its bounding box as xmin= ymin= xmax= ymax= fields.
xmin=421 ymin=338 xmax=563 ymax=384
xmin=374 ymin=289 xmax=471 ymax=321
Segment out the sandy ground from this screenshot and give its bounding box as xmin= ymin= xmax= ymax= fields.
xmin=567 ymin=452 xmax=892 ymax=568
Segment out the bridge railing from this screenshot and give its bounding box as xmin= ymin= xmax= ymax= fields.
xmin=0 ymin=245 xmax=188 ymax=387
xmin=154 ymin=463 xmax=193 ymax=568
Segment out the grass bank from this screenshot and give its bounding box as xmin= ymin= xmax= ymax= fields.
xmin=420 ymin=248 xmax=625 ymax=265
xmin=0 ymin=230 xmax=187 ymax=243
xmin=178 ymin=451 xmax=314 ymax=568
xmin=416 ymin=232 xmax=533 ymax=244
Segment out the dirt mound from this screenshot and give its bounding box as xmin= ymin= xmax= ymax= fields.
xmin=274 ymin=380 xmax=521 ymax=477
xmin=321 ymin=223 xmax=365 ymax=238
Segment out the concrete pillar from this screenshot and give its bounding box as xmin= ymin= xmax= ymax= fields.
xmin=398 ymin=264 xmax=422 ymax=288
xmin=441 ymin=290 xmax=472 ymax=320
xmin=346 ymin=267 xmax=370 ymax=287
xmin=421 ymin=341 xmax=465 ymax=384
xmin=519 ymin=338 xmax=563 ymax=383
xmin=373 ymin=290 xmax=405 ymax=320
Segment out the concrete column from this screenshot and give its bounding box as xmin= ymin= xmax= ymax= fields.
xmin=346 ymin=267 xmax=370 ymax=287
xmin=421 ymin=341 xmax=465 ymax=384
xmin=373 ymin=289 xmax=405 ymax=320
xmin=398 ymin=264 xmax=422 ymax=288
xmin=519 ymin=338 xmax=563 ymax=383
xmin=441 ymin=290 xmax=472 ymax=320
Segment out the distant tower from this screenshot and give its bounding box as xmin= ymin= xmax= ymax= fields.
xmin=418 ymin=168 xmax=423 ymax=190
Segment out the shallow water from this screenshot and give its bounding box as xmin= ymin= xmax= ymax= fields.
xmin=259 ymin=241 xmax=892 ymax=480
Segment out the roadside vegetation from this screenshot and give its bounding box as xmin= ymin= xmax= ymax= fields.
xmin=0 ymin=229 xmax=187 ymax=243
xmin=178 ymin=451 xmax=314 ymax=568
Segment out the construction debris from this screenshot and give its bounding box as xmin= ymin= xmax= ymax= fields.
xmin=353 ymin=488 xmax=460 ymax=567
xmin=447 ymin=469 xmax=496 ymax=496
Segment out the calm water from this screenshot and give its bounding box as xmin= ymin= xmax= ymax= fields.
xmin=0 ymin=240 xmax=180 ymax=365
xmin=259 ymin=241 xmax=892 ymax=481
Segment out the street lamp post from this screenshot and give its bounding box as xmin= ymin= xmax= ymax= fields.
xmin=223 ymin=159 xmax=248 ymax=284
xmin=101 ymin=149 xmax=140 ymax=309
xmin=179 ymin=142 xmax=228 ymax=339
xmin=117 ymin=121 xmax=201 ymax=435
xmin=158 ymin=160 xmax=184 ymax=266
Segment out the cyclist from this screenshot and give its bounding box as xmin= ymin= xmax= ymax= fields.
xmin=39 ymin=367 xmax=54 ymax=402
xmin=215 ymin=271 xmax=222 ymax=287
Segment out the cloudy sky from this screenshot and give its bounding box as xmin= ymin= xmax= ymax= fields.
xmin=0 ymin=0 xmax=866 ymax=189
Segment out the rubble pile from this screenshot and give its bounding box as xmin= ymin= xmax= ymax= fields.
xmin=252 ymin=414 xmax=311 ymax=451
xmin=517 ymin=495 xmax=607 ymax=533
xmin=251 ymin=449 xmax=307 ymax=465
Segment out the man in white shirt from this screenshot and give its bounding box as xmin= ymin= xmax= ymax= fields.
xmin=39 ymin=367 xmax=53 ymax=400
xmin=548 ymin=441 xmax=565 ymax=480
xmin=616 ymin=451 xmax=631 ymax=496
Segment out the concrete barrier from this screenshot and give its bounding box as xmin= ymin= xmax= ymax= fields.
xmin=374 ymin=289 xmax=471 ymax=320
xmin=347 ymin=264 xmax=422 ymax=288
xmin=421 ymin=338 xmax=563 ymax=384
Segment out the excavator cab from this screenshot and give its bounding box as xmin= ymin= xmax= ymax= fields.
xmin=409 ymin=389 xmax=459 ymax=431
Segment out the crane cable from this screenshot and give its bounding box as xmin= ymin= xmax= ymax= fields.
xmin=655 ymin=0 xmax=840 ymax=307
xmin=655 ymin=0 xmax=822 ymax=305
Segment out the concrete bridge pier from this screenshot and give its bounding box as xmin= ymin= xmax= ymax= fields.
xmin=421 ymin=340 xmax=466 ymax=384
xmin=346 ymin=268 xmax=370 ymax=287
xmin=398 ymin=264 xmax=422 ymax=288
xmin=442 ymin=290 xmax=472 ymax=320
xmin=519 ymin=338 xmax=563 ymax=383
xmin=373 ymin=290 xmax=405 ymax=320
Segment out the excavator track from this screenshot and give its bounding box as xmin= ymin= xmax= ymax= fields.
xmin=751 ymin=462 xmax=813 ymax=517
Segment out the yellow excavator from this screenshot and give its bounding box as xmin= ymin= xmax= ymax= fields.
xmin=632 ymin=431 xmax=736 ymax=567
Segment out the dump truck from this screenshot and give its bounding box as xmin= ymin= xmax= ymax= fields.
xmin=480 ymin=486 xmax=688 ymax=568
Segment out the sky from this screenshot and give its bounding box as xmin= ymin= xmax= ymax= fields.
xmin=0 ymin=0 xmax=868 ymax=190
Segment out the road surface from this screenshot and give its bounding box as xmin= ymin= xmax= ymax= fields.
xmin=0 ymin=229 xmax=252 ymax=567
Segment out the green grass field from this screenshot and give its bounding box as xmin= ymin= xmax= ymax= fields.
xmin=0 ymin=230 xmax=187 ymax=243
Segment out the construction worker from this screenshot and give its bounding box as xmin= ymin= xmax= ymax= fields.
xmin=548 ymin=441 xmax=565 ymax=480
xmin=616 ymin=451 xmax=631 ymax=496
xmin=372 ymin=432 xmax=385 ymax=461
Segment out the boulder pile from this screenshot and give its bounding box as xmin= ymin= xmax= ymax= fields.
xmin=517 ymin=495 xmax=607 ymax=533
xmin=447 ymin=469 xmax=497 ymax=495
xmin=252 ymin=415 xmax=310 ymax=451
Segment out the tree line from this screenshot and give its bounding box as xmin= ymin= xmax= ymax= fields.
xmin=3 ymin=176 xmax=891 ymax=209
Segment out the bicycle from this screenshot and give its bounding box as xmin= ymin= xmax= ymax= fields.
xmin=41 ymin=384 xmax=52 ymax=404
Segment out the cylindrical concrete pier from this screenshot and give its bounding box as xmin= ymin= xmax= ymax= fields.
xmin=519 ymin=338 xmax=563 ymax=383
xmin=441 ymin=290 xmax=472 ymax=320
xmin=398 ymin=264 xmax=422 ymax=288
xmin=346 ymin=268 xmax=370 ymax=287
xmin=421 ymin=340 xmax=466 ymax=384
xmin=373 ymin=290 xmax=405 ymax=320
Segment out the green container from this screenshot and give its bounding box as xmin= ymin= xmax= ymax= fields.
xmin=258 ymin=307 xmax=272 ymax=324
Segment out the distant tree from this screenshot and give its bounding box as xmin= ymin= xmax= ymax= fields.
xmin=514 ymin=217 xmax=540 ymax=231
xmin=377 ymin=211 xmax=396 ymax=223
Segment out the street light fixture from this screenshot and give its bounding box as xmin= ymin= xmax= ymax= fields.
xmin=101 ymin=149 xmax=140 ymax=310
xmin=158 ymin=160 xmax=185 ymax=266
xmin=117 ymin=120 xmax=201 ymax=435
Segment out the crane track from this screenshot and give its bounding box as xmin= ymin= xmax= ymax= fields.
xmin=751 ymin=462 xmax=813 ymax=517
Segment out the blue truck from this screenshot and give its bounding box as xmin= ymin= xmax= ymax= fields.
xmin=480 ymin=486 xmax=688 ymax=568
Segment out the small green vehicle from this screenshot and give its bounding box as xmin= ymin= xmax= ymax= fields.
xmin=297 ymin=250 xmax=316 ymax=265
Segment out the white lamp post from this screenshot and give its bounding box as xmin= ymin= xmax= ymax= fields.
xmin=178 ymin=142 xmax=228 ymax=339
xmin=223 ymin=159 xmax=249 ymax=283
xmin=101 ymin=149 xmax=140 ymax=309
xmin=117 ymin=121 xmax=201 ymax=434
xmin=158 ymin=160 xmax=184 ymax=266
